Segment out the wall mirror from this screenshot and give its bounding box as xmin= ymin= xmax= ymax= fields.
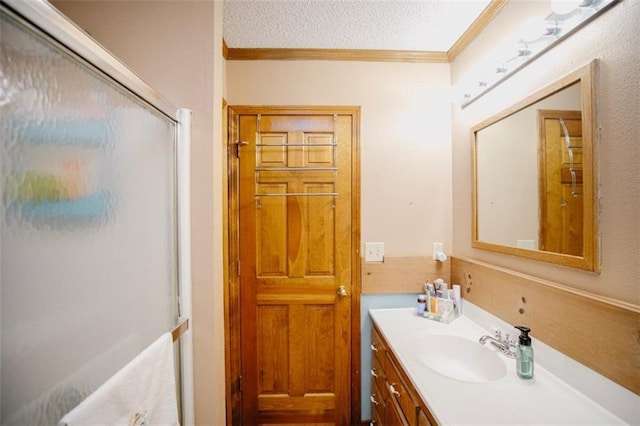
xmin=472 ymin=61 xmax=599 ymax=272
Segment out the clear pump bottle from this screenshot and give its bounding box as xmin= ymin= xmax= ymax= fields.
xmin=515 ymin=326 xmax=534 ymax=379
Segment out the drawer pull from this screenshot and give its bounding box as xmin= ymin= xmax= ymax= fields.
xmin=371 ymin=368 xmax=378 ymax=378
xmin=389 ymin=383 xmax=401 ymax=397
xmin=370 ymin=395 xmax=380 ymax=406
xmin=370 ymin=343 xmax=379 ymax=352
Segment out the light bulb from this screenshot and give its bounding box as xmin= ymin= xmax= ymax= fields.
xmin=544 ymin=19 xmax=561 ymax=36
xmin=517 ymin=42 xmax=531 ymax=57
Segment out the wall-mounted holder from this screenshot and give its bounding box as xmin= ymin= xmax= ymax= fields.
xmin=432 ymin=242 xmax=448 ymax=262
xmin=422 ymin=291 xmax=461 ymax=324
xmin=434 ymin=251 xmax=448 ymax=262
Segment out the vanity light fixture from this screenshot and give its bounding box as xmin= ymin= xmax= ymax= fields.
xmin=460 ymin=0 xmax=619 ymax=107
xmin=544 ymin=19 xmax=562 ymax=36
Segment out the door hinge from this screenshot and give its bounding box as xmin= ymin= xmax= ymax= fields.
xmin=231 ymin=375 xmax=242 ymax=394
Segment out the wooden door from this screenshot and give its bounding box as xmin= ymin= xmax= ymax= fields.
xmin=538 ymin=110 xmax=583 ymax=256
xmin=235 ymin=108 xmax=357 ymax=425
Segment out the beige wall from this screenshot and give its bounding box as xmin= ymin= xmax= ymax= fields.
xmin=52 ymin=1 xmax=226 ymax=425
xmin=476 ymin=84 xmax=581 ymax=247
xmin=451 ymin=0 xmax=640 ymax=304
xmin=226 ymin=61 xmax=453 ymax=258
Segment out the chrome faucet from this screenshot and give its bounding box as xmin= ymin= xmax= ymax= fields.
xmin=479 ymin=330 xmax=516 ymax=358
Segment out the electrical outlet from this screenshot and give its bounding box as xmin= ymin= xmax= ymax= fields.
xmin=364 ymin=242 xmax=384 ymax=262
xmin=432 ymin=242 xmax=444 ymax=260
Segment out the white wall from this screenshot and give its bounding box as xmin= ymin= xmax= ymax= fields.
xmin=451 ymin=0 xmax=640 ymax=304
xmin=52 ymin=2 xmax=226 ymax=425
xmin=227 ymin=60 xmax=453 ymax=257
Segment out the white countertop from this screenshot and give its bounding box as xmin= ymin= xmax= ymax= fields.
xmin=370 ymin=304 xmax=638 ymax=425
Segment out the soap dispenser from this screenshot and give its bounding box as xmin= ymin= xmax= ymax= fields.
xmin=515 ymin=326 xmax=534 ymax=380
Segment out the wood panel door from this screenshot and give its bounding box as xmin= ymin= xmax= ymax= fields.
xmin=235 ymin=107 xmax=358 ymax=425
xmin=538 ymin=110 xmax=583 ymax=256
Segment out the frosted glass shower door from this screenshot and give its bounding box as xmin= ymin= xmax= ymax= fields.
xmin=1 ymin=5 xmax=180 ymax=424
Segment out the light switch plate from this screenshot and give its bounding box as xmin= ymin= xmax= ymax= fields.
xmin=364 ymin=242 xmax=384 ymax=262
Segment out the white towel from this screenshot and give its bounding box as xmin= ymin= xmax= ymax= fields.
xmin=58 ymin=333 xmax=179 ymax=426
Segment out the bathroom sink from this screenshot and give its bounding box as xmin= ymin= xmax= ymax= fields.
xmin=415 ymin=334 xmax=507 ymax=383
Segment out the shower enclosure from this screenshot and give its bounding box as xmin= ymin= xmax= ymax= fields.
xmin=0 ymin=0 xmax=192 ymax=423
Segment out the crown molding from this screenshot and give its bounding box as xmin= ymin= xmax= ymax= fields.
xmin=222 ymin=0 xmax=506 ymax=64
xmin=447 ymin=0 xmax=509 ymax=62
xmin=224 ymin=47 xmax=448 ymax=63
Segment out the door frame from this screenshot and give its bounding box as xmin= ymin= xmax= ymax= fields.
xmin=223 ymin=105 xmax=362 ymax=425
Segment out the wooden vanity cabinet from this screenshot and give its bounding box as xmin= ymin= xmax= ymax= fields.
xmin=371 ymin=324 xmax=438 ymax=426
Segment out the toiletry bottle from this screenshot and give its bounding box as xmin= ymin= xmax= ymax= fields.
xmin=417 ymin=294 xmax=426 ymax=315
xmin=426 ymin=283 xmax=435 ymax=313
xmin=436 ymin=281 xmax=448 ymax=298
xmin=515 ymin=326 xmax=534 ymax=379
xmin=430 ymin=293 xmax=438 ymax=313
xmin=426 ymin=283 xmax=435 ymax=297
xmin=452 ymin=284 xmax=462 ymax=315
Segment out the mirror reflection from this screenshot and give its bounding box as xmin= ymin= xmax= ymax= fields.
xmin=472 ymin=62 xmax=598 ymax=271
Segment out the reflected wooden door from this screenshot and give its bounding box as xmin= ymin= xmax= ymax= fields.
xmin=539 ymin=110 xmax=583 ymax=255
xmin=236 ymin=108 xmax=356 ymax=425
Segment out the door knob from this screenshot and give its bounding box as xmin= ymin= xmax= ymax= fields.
xmin=337 ymin=286 xmax=348 ymax=298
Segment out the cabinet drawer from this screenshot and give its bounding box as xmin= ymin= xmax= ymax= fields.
xmin=418 ymin=410 xmax=433 ymax=426
xmin=371 ymin=326 xmax=386 ymax=366
xmin=386 ymin=354 xmax=419 ymax=426
xmin=387 ymin=393 xmax=409 ymax=426
xmin=371 ymin=349 xmax=386 ymax=394
xmin=371 ymin=376 xmax=386 ymax=425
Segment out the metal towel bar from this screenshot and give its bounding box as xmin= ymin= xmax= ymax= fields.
xmin=255 ymin=192 xmax=338 ymax=197
xmin=255 ymin=167 xmax=337 ymax=172
xmin=255 ymin=143 xmax=337 ymax=147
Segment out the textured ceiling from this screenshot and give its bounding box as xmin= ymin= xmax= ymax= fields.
xmin=223 ymin=0 xmax=492 ymax=52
